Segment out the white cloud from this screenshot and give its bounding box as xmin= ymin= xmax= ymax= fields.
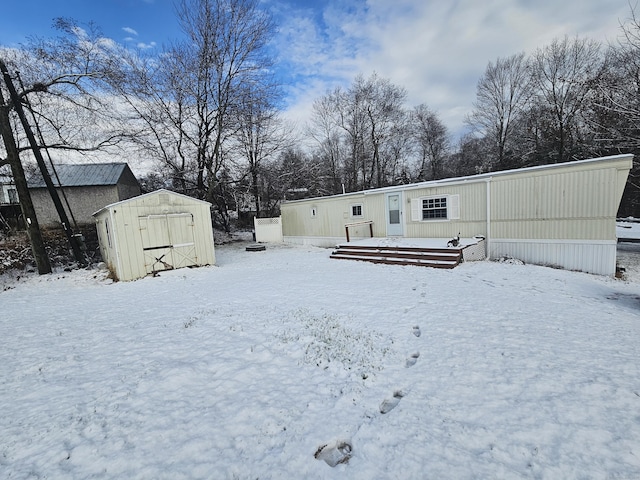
xmin=122 ymin=26 xmax=139 ymax=36
xmin=273 ymin=0 xmax=631 ymax=139
xmin=137 ymin=41 xmax=157 ymax=50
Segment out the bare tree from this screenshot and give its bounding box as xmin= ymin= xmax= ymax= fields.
xmin=1 ymin=20 xmax=133 ymax=165
xmin=589 ymin=6 xmax=640 ymax=152
xmin=0 ymin=20 xmax=136 ymax=273
xmin=530 ymin=36 xmax=602 ymax=163
xmin=311 ymin=73 xmax=408 ymax=192
xmin=412 ymin=104 xmax=450 ymax=180
xmin=233 ymin=87 xmax=290 ymax=217
xmin=359 ymin=73 xmax=407 ymax=188
xmin=331 ymin=84 xmax=368 ymax=191
xmin=381 ymin=115 xmax=414 ymax=184
xmin=113 ymin=0 xmax=275 ymax=229
xmin=466 ymin=52 xmax=533 ymax=170
xmin=588 ymin=5 xmax=640 ymax=215
xmin=450 ymin=134 xmax=494 ymax=177
xmin=309 ymin=95 xmax=345 ymax=194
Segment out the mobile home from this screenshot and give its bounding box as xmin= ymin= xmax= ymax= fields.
xmin=281 ymin=154 xmax=633 ymax=275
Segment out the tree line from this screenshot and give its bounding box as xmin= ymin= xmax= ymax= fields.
xmin=1 ymin=0 xmax=639 ymax=244
xmin=301 ymin=28 xmax=640 ymax=217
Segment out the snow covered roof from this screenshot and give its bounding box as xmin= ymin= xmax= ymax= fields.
xmin=93 ymin=188 xmax=211 ymax=216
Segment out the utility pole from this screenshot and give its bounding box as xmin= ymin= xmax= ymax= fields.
xmin=0 ymin=79 xmax=51 ymax=274
xmin=0 ymin=59 xmax=87 ymax=266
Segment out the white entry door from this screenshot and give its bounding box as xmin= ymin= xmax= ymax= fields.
xmin=385 ymin=192 xmax=403 ymax=236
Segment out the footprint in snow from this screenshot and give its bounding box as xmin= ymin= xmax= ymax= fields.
xmin=405 ymin=352 xmax=420 ymax=368
xmin=379 ymin=390 xmax=405 ymax=414
xmin=412 ymin=325 xmax=421 ymax=337
xmin=314 ymin=439 xmax=353 ymax=467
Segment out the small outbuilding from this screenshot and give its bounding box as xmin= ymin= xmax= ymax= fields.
xmin=93 ymin=189 xmax=215 ymax=281
xmin=28 ymin=162 xmax=141 ymax=227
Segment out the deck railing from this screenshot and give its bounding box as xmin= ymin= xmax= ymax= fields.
xmin=344 ymin=220 xmax=373 ymax=242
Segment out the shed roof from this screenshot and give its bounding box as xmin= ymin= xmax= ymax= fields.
xmin=93 ymin=189 xmax=211 ymax=216
xmin=27 ymin=163 xmax=133 ymax=188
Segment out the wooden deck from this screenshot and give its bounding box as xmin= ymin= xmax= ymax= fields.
xmin=330 ymin=243 xmax=464 ymax=268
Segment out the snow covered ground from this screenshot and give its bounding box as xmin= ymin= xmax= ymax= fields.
xmin=617 ymin=219 xmax=640 ymax=242
xmin=1 ymin=241 xmax=639 ymax=479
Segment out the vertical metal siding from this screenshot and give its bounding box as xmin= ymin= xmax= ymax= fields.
xmin=491 ymin=166 xmax=619 ymax=241
xmin=95 ymin=191 xmax=215 ymax=281
xmin=491 ymin=240 xmax=617 ymax=275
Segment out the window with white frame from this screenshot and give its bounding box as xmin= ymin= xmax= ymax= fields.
xmin=411 ymin=194 xmax=460 ymax=221
xmin=422 ymin=197 xmax=447 ymax=219
xmin=351 ymin=204 xmax=363 ymax=217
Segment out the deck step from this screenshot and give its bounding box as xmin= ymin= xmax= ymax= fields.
xmin=330 ymin=244 xmax=463 ymax=269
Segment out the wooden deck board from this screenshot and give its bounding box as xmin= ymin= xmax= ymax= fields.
xmin=330 ymin=242 xmax=463 ymax=269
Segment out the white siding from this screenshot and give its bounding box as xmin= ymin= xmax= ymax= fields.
xmin=403 ymin=183 xmax=487 ymax=239
xmin=282 ymin=193 xmax=386 ymax=241
xmin=490 ymin=165 xmax=621 ymax=240
xmin=94 ymin=190 xmax=215 ymax=281
xmin=280 ymin=154 xmax=633 ymax=275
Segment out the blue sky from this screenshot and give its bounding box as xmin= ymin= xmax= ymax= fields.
xmin=1 ymin=0 xmax=633 ymax=140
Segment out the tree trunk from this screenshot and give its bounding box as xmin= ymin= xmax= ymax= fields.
xmin=251 ymin=164 xmax=260 ymax=218
xmin=0 ymin=94 xmax=51 ymax=274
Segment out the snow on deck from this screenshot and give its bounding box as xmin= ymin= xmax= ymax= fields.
xmin=340 ymin=236 xmax=482 ymax=249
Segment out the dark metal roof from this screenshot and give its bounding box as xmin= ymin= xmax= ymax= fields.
xmin=27 ymin=163 xmax=131 ymax=188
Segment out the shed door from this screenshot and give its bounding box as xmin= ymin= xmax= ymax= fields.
xmin=139 ymin=213 xmax=197 ymax=274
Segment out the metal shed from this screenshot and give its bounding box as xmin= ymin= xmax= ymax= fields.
xmin=281 ymin=154 xmax=633 ymax=275
xmin=93 ymin=189 xmax=215 ymax=281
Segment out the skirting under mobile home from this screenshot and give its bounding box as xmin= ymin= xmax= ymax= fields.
xmin=280 ymin=154 xmax=633 ymax=275
xmin=93 ymin=189 xmax=216 ymax=281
